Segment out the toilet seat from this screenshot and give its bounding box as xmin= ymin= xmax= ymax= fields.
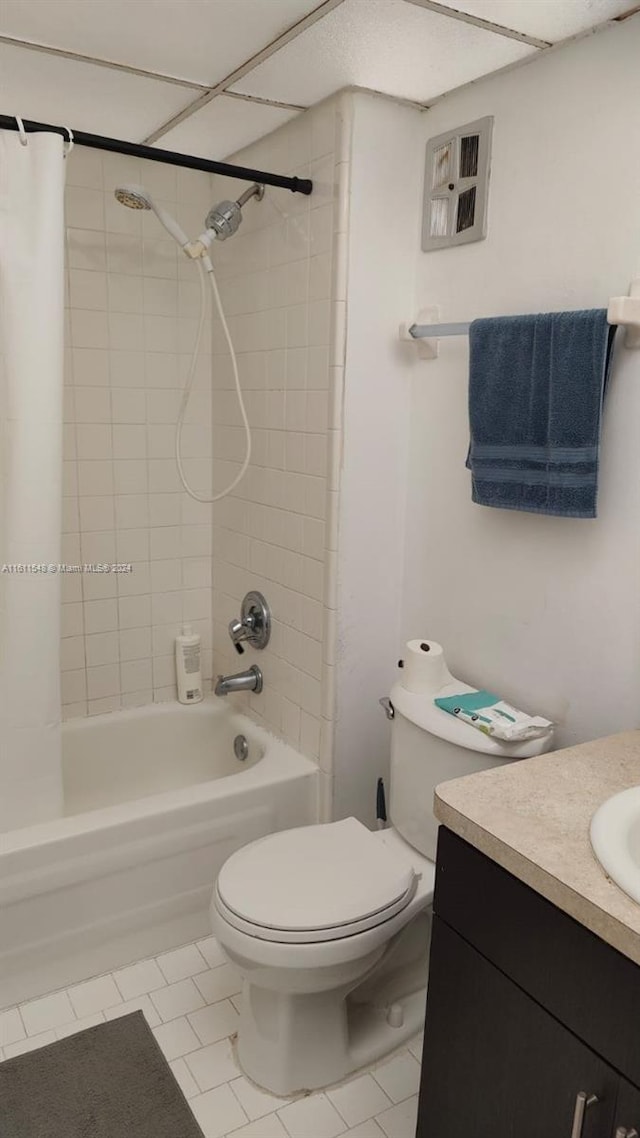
xmin=215 ymin=817 xmax=418 ymax=944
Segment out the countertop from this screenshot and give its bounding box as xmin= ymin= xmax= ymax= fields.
xmin=434 ymin=730 xmax=640 ymax=966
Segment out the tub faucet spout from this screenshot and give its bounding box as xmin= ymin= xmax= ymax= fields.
xmin=215 ymin=664 xmax=263 ymax=697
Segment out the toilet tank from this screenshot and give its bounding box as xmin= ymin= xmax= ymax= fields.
xmin=388 ymin=682 xmax=552 ymax=860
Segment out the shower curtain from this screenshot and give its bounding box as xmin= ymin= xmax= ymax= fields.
xmin=0 ymin=130 xmax=67 ymax=830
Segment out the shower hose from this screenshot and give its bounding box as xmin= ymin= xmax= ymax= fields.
xmin=175 ymin=256 xmax=251 ymax=503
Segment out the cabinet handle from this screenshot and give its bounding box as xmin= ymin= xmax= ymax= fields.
xmin=571 ymin=1092 xmax=598 ymax=1138
xmin=615 ymin=1129 xmax=639 ymax=1137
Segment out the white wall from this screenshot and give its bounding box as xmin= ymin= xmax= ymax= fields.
xmin=333 ymin=93 xmax=423 ymax=825
xmin=403 ymin=17 xmax=640 ymax=748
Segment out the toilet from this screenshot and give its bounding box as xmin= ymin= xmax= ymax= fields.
xmin=211 ymin=664 xmax=552 ymax=1095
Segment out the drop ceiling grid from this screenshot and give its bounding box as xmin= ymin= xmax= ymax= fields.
xmin=0 ymin=39 xmax=196 ymax=142
xmin=0 ymin=0 xmax=635 ymax=159
xmin=158 ymin=95 xmax=300 ymax=161
xmin=408 ymin=0 xmax=635 ymax=41
xmin=228 ymin=0 xmax=537 ymax=109
xmin=0 ymin=0 xmax=328 ymax=87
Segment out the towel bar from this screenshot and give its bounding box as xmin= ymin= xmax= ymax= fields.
xmin=400 ymin=282 xmax=640 ymax=359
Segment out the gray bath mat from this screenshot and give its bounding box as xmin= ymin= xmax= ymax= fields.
xmin=0 ymin=1011 xmax=205 ymax=1138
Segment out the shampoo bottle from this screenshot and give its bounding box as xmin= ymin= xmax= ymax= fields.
xmin=176 ymin=625 xmax=203 ymax=704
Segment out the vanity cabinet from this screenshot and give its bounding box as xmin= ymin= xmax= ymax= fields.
xmin=416 ymin=828 xmax=640 ymax=1138
xmin=613 ymin=1082 xmax=640 ymax=1137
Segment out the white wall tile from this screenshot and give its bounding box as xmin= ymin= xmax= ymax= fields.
xmin=63 ymin=105 xmax=344 ymax=749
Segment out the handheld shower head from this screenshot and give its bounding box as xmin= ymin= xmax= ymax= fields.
xmin=114 ymin=185 xmax=152 ymax=210
xmin=114 ymin=183 xmax=190 ymax=251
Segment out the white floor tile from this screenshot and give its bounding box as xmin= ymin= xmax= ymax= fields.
xmin=170 ymin=1057 xmax=201 ymax=1100
xmin=277 ymin=1092 xmax=347 ymax=1138
xmin=156 ymin=943 xmax=209 ymax=983
xmin=375 ymin=1095 xmax=419 ymax=1138
xmin=372 ymin=1053 xmax=421 ymax=1104
xmin=190 ymin=1083 xmax=248 ymax=1138
xmin=194 ymin=965 xmax=243 ymax=1006
xmin=328 ymin=1073 xmax=392 ymax=1128
xmin=229 ymin=1075 xmax=295 ymax=1121
xmin=0 ymin=1008 xmax=25 ymax=1047
xmin=113 ymin=957 xmax=167 ymax=1000
xmin=67 ymin=975 xmax=123 ymax=1018
xmin=55 ymin=1012 xmax=105 ymax=1039
xmin=153 ymin=1015 xmax=202 ymax=1061
xmin=151 ymin=977 xmax=205 ymax=1022
xmin=0 ymin=932 xmax=424 ymax=1138
xmin=185 ymin=1037 xmax=241 ymax=1092
xmin=188 ymin=999 xmax=239 ymax=1046
xmin=344 ymin=1121 xmax=385 ymax=1138
xmin=228 ymin=1113 xmax=289 ymax=1138
xmin=104 ymin=994 xmax=161 ymax=1028
xmin=20 ymin=991 xmax=75 ymax=1036
xmin=197 ymin=936 xmax=227 ymax=970
xmin=4 ymin=1030 xmax=57 ymax=1058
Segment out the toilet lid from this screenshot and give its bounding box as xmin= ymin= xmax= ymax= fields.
xmin=216 ymin=818 xmax=417 ymax=943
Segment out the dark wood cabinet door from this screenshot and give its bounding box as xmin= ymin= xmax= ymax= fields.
xmin=613 ymin=1080 xmax=640 ymax=1137
xmin=416 ymin=916 xmax=618 ymax=1138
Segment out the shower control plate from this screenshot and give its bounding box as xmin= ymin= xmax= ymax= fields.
xmin=241 ymin=591 xmax=271 ymax=651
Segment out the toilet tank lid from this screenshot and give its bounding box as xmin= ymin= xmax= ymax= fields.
xmin=390 ymin=681 xmax=552 ymax=759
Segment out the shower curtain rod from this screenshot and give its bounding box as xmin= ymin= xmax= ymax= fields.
xmin=0 ymin=114 xmax=313 ymax=195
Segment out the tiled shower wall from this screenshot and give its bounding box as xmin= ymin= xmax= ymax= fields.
xmin=207 ymin=96 xmax=348 ymax=803
xmin=59 ymin=96 xmax=350 ymax=812
xmin=61 ymin=151 xmax=216 ymax=717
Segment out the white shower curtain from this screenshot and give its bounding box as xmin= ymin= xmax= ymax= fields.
xmin=0 ymin=130 xmax=66 ymax=830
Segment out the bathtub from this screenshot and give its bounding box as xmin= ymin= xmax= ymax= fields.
xmin=0 ymin=698 xmax=318 ymax=1009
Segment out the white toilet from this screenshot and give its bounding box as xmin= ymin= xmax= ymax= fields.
xmin=212 ymin=663 xmax=552 ymax=1095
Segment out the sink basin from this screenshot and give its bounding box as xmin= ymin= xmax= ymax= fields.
xmin=590 ymin=787 xmax=640 ymax=905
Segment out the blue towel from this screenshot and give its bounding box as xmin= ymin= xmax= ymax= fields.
xmin=466 ymin=309 xmax=617 ymax=518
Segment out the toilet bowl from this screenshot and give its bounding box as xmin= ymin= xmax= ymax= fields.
xmin=210 ymin=645 xmax=554 ymax=1095
xmin=212 ymin=819 xmax=435 ymax=1095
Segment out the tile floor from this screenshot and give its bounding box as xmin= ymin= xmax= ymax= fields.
xmin=0 ymin=937 xmax=422 ymax=1138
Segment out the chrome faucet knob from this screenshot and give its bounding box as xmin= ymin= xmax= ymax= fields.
xmin=227 ymin=592 xmax=270 ymax=653
xmin=228 ymin=616 xmax=249 ymax=654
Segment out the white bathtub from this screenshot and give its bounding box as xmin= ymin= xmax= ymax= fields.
xmin=0 ymin=698 xmax=318 ymax=1009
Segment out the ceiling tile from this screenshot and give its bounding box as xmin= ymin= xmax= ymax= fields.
xmin=418 ymin=0 xmax=634 ymax=42
xmin=231 ymin=0 xmax=536 ymax=107
xmin=158 ymin=95 xmax=299 ymax=160
xmin=0 ymin=42 xmax=193 ymax=140
xmin=0 ymin=0 xmax=325 ymax=87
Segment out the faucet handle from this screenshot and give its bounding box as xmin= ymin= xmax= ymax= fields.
xmin=227 ymin=592 xmax=271 ymax=653
xmin=228 ymin=617 xmax=247 ymax=654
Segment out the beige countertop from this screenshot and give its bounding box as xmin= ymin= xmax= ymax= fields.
xmin=434 ymin=730 xmax=640 ymax=966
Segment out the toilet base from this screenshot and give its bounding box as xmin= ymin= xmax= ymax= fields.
xmin=235 ymin=910 xmax=431 ymax=1095
xmin=237 ymin=978 xmax=427 ymax=1095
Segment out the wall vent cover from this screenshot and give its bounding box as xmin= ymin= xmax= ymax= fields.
xmin=422 ymin=116 xmax=493 ymax=252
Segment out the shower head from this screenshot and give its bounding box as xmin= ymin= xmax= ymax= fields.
xmin=204 ymin=182 xmax=265 ymax=242
xmin=114 ymin=183 xmax=190 ymax=250
xmin=114 ymin=185 xmax=152 ymax=210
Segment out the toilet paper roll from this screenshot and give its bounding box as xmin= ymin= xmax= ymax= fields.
xmin=399 ymin=640 xmax=453 ymax=695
